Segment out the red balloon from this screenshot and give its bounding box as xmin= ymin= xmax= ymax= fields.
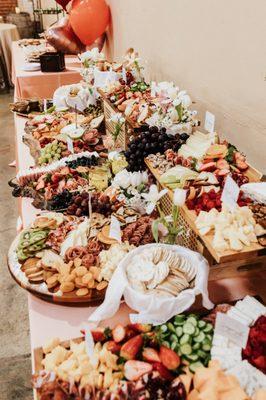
xmin=69 ymin=0 xmax=110 ymax=46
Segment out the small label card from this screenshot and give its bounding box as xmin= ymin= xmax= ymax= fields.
xmin=215 ymin=312 xmax=250 ymax=348
xmin=221 ymin=175 xmax=240 ymax=210
xmin=109 ymin=215 xmax=121 ymax=243
xmin=67 ymin=136 xmax=74 ymax=153
xmin=204 ymin=111 xmax=215 ymax=133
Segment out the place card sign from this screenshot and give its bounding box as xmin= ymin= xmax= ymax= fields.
xmin=221 ymin=175 xmax=240 ymax=210
xmin=204 ymin=111 xmax=215 ymax=133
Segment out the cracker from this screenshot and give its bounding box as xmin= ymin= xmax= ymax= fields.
xmin=76 ymin=288 xmax=89 ymax=297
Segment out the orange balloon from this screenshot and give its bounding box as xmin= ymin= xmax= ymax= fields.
xmin=69 ymin=0 xmax=110 ymax=46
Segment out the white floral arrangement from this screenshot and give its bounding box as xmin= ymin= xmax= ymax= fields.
xmin=147 ymin=81 xmax=198 ymax=133
xmin=79 ymin=48 xmax=105 ymax=68
xmin=123 ymin=49 xmax=145 ymax=82
xmin=111 ymin=169 xmax=149 ymax=212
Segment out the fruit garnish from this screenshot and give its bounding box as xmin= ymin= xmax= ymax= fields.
xmin=124 ymin=360 xmax=153 ymax=381
xmin=159 ymin=346 xmax=181 ymax=370
xmin=112 ymin=324 xmax=126 ymax=343
xmin=120 ymin=334 xmax=144 ymax=360
xmin=142 ymin=347 xmax=161 ymax=363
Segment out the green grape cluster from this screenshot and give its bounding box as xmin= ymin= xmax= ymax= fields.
xmin=38 ymin=140 xmax=67 ymax=165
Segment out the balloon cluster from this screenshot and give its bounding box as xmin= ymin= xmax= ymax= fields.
xmin=45 ymin=0 xmax=110 ymax=54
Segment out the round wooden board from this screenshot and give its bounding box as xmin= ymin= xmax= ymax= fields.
xmin=7 ymin=233 xmax=106 ymax=307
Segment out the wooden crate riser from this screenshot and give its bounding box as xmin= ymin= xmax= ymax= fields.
xmin=102 ymin=98 xmax=136 ymax=151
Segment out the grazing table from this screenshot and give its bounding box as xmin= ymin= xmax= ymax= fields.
xmin=13 ymin=114 xmax=266 ymax=374
xmin=11 ymin=41 xmax=81 ymax=100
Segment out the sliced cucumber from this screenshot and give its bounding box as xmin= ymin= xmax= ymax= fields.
xmin=194 ymin=327 xmax=200 ymax=336
xmin=162 ymin=341 xmax=170 ymax=348
xmin=192 ymin=343 xmax=200 ymax=351
xmin=180 ymin=334 xmax=190 ymax=345
xmin=206 ymin=334 xmax=213 ymax=342
xmin=160 ymin=324 xmax=168 ymax=333
xmin=202 ymin=343 xmax=211 ymax=352
xmin=189 ymin=361 xmax=204 ymax=373
xmin=171 ymin=341 xmax=178 ymax=351
xmin=197 ymin=350 xmax=207 ymax=359
xmin=186 ymin=317 xmax=198 ymax=327
xmin=183 ymin=323 xmax=195 ymax=335
xmin=170 ymin=334 xmax=178 ymax=342
xmin=203 ymin=323 xmax=213 ymax=333
xmin=198 ymin=320 xmax=206 ymax=329
xmin=180 ymin=344 xmax=192 ymax=355
xmin=185 ymin=353 xmax=199 ymax=362
xmin=175 ymin=327 xmax=183 ymax=337
xmin=194 ymin=331 xmax=205 ymax=343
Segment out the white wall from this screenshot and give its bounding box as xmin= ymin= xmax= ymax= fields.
xmin=106 ymin=0 xmax=266 ymax=172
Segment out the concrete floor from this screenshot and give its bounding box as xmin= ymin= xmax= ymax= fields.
xmin=0 ymin=92 xmax=32 ymax=399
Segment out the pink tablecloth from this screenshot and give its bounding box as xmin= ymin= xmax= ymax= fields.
xmin=11 ymin=41 xmax=81 ymax=99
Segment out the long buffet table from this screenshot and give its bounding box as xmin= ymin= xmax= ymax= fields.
xmin=13 ymin=114 xmax=266 ymax=360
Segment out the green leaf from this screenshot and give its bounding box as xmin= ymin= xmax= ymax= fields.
xmin=152 ymin=219 xmax=160 ymax=242
xmin=175 ymin=103 xmax=183 ymax=120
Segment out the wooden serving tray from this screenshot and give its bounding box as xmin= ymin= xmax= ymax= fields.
xmin=145 ymin=159 xmax=266 ymax=265
xmin=7 ymin=233 xmax=106 ymax=307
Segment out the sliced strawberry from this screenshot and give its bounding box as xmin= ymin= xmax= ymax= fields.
xmin=142 ymin=347 xmax=161 ymax=363
xmin=124 ymin=360 xmax=153 ymax=381
xmin=128 ymin=323 xmax=152 ymax=333
xmin=112 ymin=324 xmax=126 ymax=343
xmin=106 ymin=340 xmax=121 ymax=354
xmin=120 ymin=334 xmax=143 ymax=360
xmin=152 ymin=362 xmax=174 ymax=380
xmin=91 ymin=328 xmax=106 ymax=342
xmin=159 ymin=346 xmax=180 ymax=370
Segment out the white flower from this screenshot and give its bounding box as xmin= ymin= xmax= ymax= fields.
xmin=80 ymin=48 xmax=104 ymax=63
xmin=173 ymin=98 xmax=181 ymax=107
xmin=130 ymin=172 xmax=142 ymax=187
xmin=173 ymin=188 xmax=187 ymax=207
xmin=112 ymin=169 xmax=131 ymax=189
xmin=141 ymin=185 xmax=168 ymax=214
xmin=109 ymin=112 xmax=125 ymax=124
xmin=108 ymin=151 xmax=120 ymax=161
xmin=112 ymin=169 xmax=148 ymax=190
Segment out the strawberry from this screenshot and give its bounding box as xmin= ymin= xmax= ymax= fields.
xmin=152 ymin=362 xmax=174 ymax=380
xmin=206 ymin=200 xmax=215 ymax=210
xmin=159 ymin=346 xmax=180 ymax=370
xmin=90 ymin=328 xmax=110 ymax=342
xmin=124 ymin=360 xmax=153 ymax=381
xmin=120 ymin=334 xmax=143 ymax=360
xmin=112 ymin=324 xmax=126 ymax=343
xmin=106 ymin=340 xmax=121 ymax=354
xmin=128 ymin=323 xmax=152 ymax=333
xmin=142 ymin=347 xmax=161 ymax=363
